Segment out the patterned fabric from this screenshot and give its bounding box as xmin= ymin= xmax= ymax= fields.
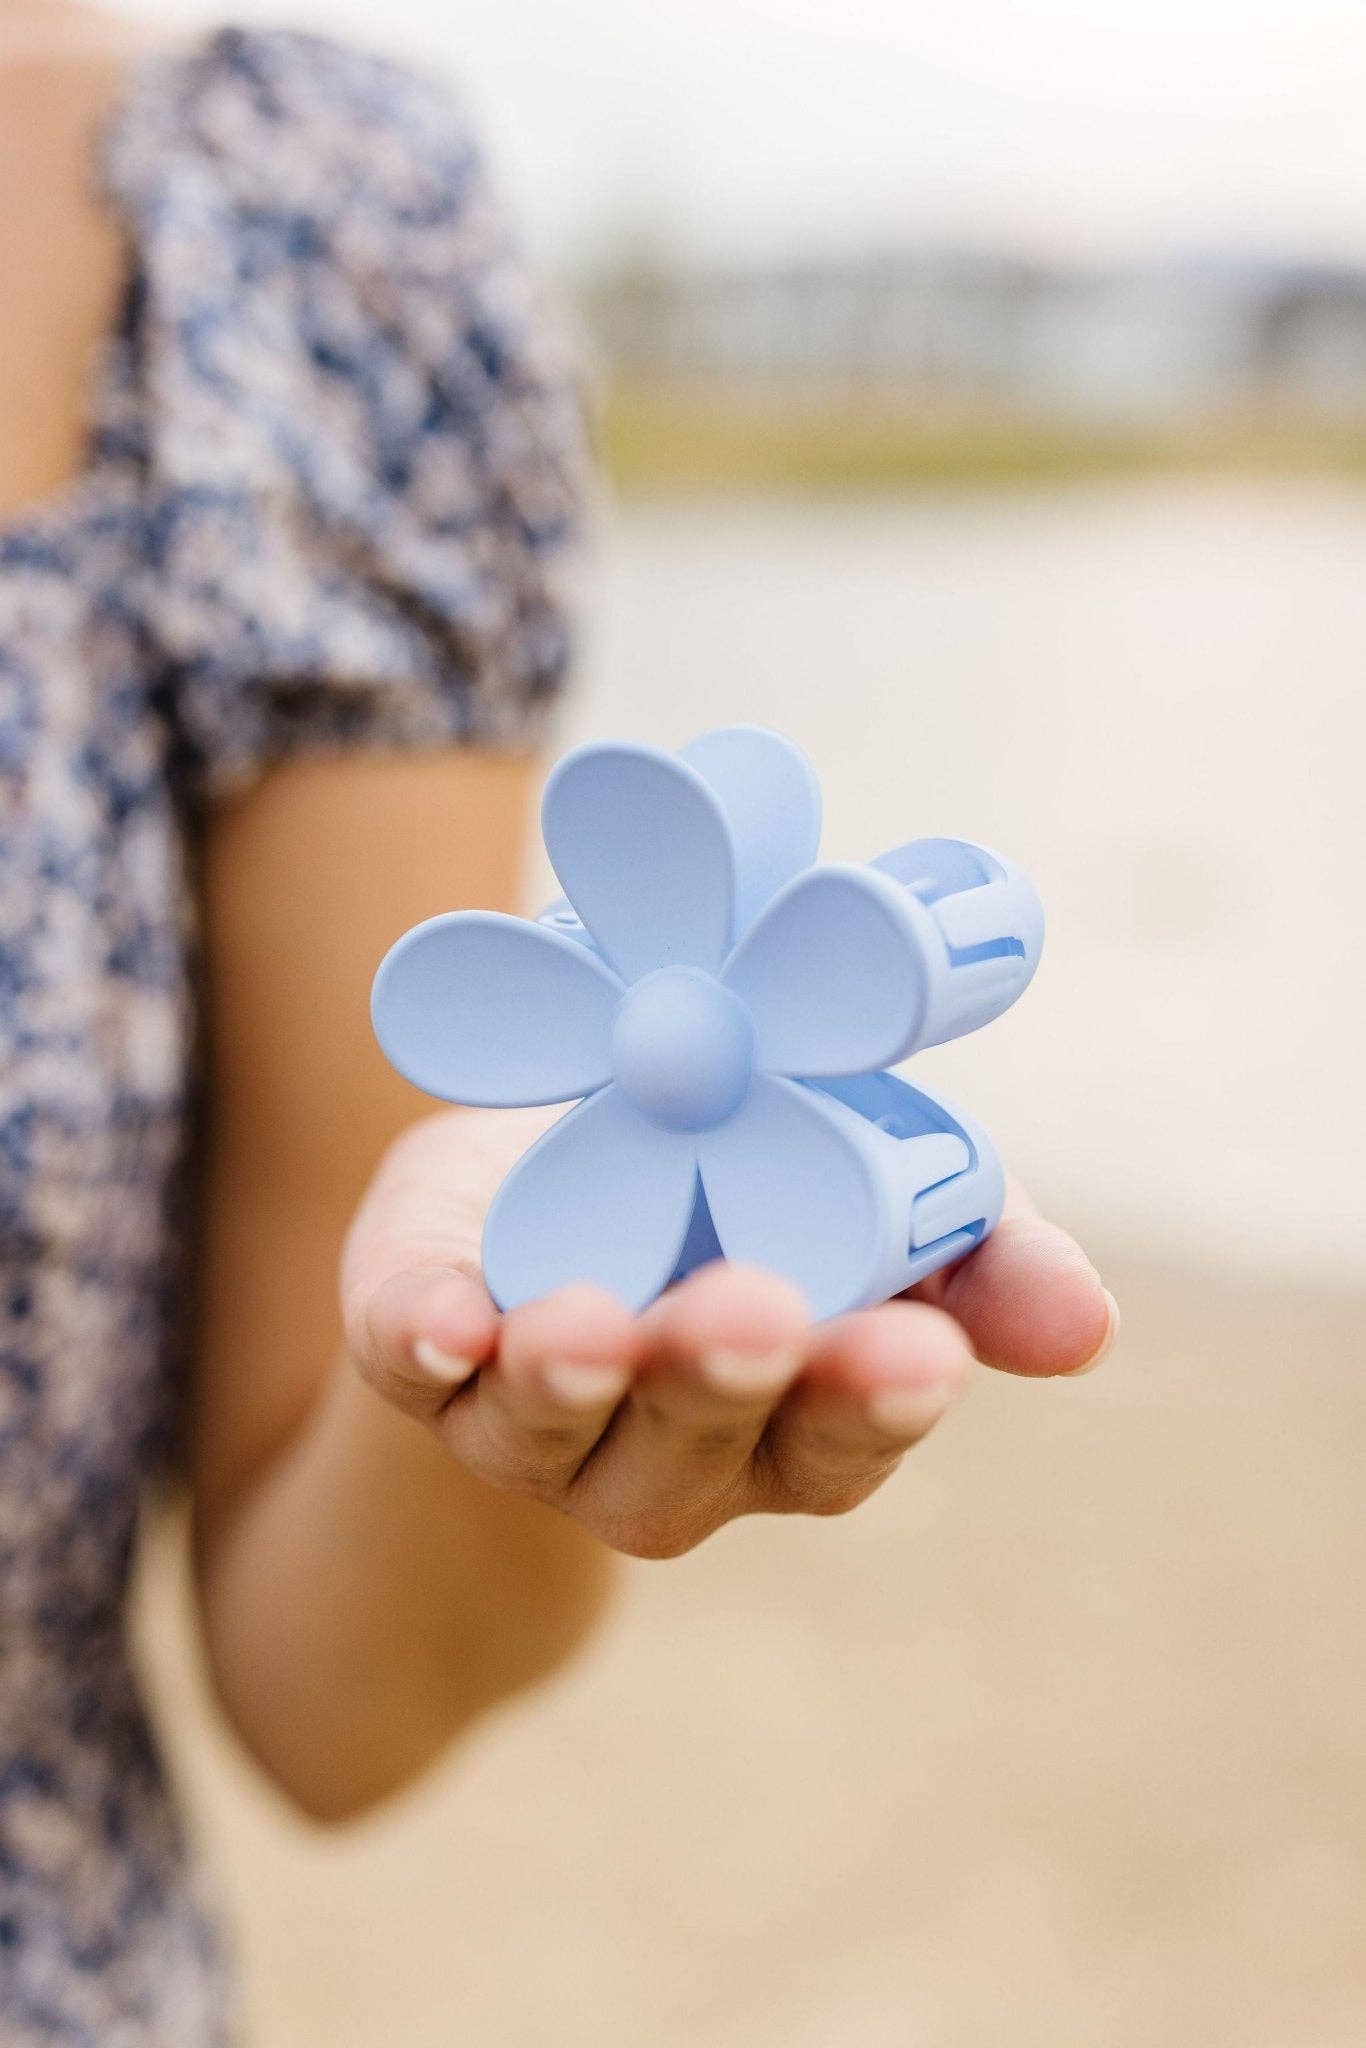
xmin=0 ymin=26 xmax=585 ymax=2042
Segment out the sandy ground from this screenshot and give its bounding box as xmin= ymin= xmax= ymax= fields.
xmin=134 ymin=1242 xmax=1366 ymax=2048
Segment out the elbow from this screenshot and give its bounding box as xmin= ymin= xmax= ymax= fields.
xmin=194 ymin=1536 xmax=618 ymax=1827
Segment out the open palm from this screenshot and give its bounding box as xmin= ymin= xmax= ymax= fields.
xmin=342 ymin=1107 xmax=1117 ymax=1560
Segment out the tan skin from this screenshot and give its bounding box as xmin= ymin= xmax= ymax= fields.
xmin=4 ymin=2 xmax=1118 ymax=1822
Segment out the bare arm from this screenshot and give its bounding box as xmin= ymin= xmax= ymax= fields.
xmin=190 ymin=749 xmax=614 ymax=1821
xmin=190 ymin=747 xmax=1117 ymax=1825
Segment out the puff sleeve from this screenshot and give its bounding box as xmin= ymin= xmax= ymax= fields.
xmin=103 ymin=27 xmax=589 ymax=793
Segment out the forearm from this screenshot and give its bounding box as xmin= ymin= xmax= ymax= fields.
xmin=195 ymin=1358 xmax=615 ymax=1821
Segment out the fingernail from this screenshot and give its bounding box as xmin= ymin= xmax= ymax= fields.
xmin=701 ymin=1349 xmax=798 ymax=1397
xmin=866 ymin=1384 xmax=947 ymax=1435
xmin=413 ymin=1338 xmax=477 ymax=1386
xmin=542 ymin=1359 xmax=630 ymax=1409
xmin=1063 ymin=1290 xmax=1121 ymax=1376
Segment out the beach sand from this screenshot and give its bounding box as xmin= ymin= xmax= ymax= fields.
xmin=136 ymin=1242 xmax=1366 ymax=2048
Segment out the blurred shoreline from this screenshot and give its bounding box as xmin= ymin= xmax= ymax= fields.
xmin=582 ymin=244 xmax=1366 ymax=492
xmin=596 ymin=376 xmax=1366 ymax=493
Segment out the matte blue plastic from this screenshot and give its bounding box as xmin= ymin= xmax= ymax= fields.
xmin=371 ymin=725 xmax=1043 ymax=1320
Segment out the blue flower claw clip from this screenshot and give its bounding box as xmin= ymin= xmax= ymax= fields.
xmin=371 ymin=726 xmax=1043 ymax=1320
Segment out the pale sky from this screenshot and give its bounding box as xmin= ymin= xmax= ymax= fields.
xmin=119 ymin=0 xmax=1366 ymax=268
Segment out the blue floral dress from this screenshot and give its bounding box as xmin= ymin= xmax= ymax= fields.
xmin=0 ymin=27 xmax=584 ymax=2042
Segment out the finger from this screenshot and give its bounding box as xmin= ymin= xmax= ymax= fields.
xmin=443 ymin=1284 xmax=638 ymax=1497
xmin=760 ymin=1300 xmax=973 ymax=1515
xmin=573 ymin=1262 xmax=809 ymax=1556
xmin=350 ymin=1264 xmax=501 ymax=1422
xmin=915 ymin=1178 xmax=1118 ymax=1378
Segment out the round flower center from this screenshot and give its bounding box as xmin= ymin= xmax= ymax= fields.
xmin=611 ymin=967 xmax=755 ymax=1132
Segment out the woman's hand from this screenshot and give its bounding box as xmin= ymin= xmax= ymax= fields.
xmin=343 ymin=1108 xmax=1119 ymax=1561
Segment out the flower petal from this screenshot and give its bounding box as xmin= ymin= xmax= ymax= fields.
xmin=697 ymin=1075 xmax=884 ymax=1319
xmin=679 ymin=725 xmax=822 ymax=930
xmin=482 ymin=1088 xmax=699 ymax=1311
xmin=541 ymin=742 xmax=735 ymax=981
xmin=372 ymin=911 xmax=622 ymax=1107
xmin=722 ymin=864 xmax=930 ymax=1077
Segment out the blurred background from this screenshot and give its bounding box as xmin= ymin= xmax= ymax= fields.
xmin=124 ymin=1 xmax=1364 ymax=2042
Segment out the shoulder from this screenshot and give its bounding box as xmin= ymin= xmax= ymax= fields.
xmin=104 ymin=25 xmax=508 ymax=306
xmin=102 ymin=26 xmax=589 ymax=794
xmin=104 ymin=21 xmax=580 ymax=459
xmin=111 ymin=25 xmax=483 ymax=193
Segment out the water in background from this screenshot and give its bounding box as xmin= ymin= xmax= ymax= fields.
xmin=549 ymin=477 xmax=1366 ymax=1284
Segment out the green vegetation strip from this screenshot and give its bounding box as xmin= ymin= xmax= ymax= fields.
xmin=597 ymin=380 xmax=1366 ymax=494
